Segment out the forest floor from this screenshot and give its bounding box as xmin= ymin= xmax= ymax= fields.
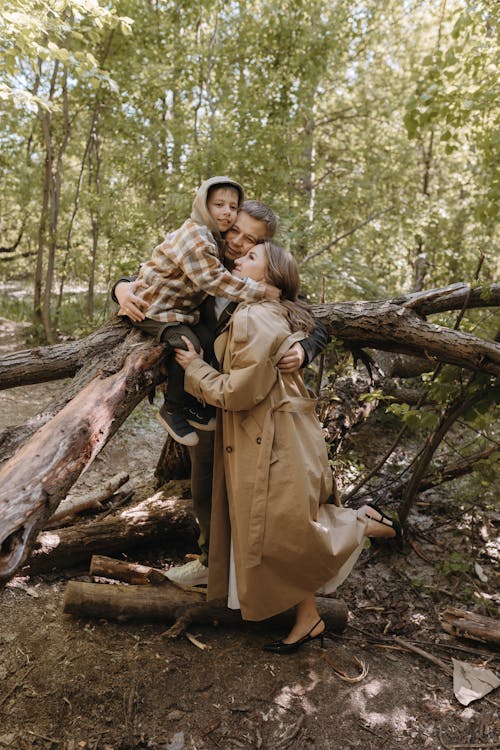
xmin=0 ymin=316 xmax=499 ymax=750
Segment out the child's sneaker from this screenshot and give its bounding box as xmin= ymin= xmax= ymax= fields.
xmin=166 ymin=558 xmax=208 ymax=586
xmin=185 ymin=404 xmax=216 ymax=431
xmin=156 ymin=405 xmax=199 ymax=445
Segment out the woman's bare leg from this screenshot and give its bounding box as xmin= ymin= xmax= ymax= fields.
xmin=282 ymin=595 xmax=325 ymax=644
xmin=360 ymin=504 xmax=397 ymax=539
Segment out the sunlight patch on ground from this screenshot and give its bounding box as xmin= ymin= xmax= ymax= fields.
xmin=409 ymin=612 xmax=428 ymax=626
xmin=273 ymin=669 xmax=321 ymax=716
xmin=347 ymin=678 xmax=418 ymax=733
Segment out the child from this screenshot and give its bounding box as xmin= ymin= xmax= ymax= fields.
xmin=120 ymin=176 xmax=277 ymax=446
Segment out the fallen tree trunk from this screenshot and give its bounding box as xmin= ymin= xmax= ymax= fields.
xmin=0 ymin=325 xmax=166 ymax=461
xmin=0 ymin=343 xmax=168 ymax=581
xmin=0 ymin=317 xmax=128 ymax=389
xmin=1 ymin=284 xmax=499 ymax=394
xmin=62 ymin=581 xmax=349 ymax=635
xmin=440 ymin=607 xmax=500 ymax=646
xmin=27 ymin=484 xmax=195 ymax=575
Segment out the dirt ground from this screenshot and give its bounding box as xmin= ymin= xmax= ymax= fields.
xmin=0 ymin=317 xmax=499 ymax=750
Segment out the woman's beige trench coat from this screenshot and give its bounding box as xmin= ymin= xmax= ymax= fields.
xmin=184 ymin=301 xmax=368 ymax=621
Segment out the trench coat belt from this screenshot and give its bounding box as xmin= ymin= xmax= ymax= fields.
xmin=245 ymin=395 xmax=317 ymax=569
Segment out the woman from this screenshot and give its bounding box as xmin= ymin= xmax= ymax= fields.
xmin=175 ymin=242 xmax=401 ymax=653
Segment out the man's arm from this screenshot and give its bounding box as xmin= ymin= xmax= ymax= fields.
xmin=277 ymin=317 xmax=329 ymax=372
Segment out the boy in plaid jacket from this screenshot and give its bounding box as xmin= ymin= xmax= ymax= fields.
xmin=119 ymin=176 xmax=278 ymax=445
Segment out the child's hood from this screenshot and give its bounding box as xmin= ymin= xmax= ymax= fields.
xmin=191 ymin=176 xmax=244 ymax=236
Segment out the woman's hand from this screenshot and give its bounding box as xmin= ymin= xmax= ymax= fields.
xmin=116 ymin=279 xmax=149 ymax=321
xmin=175 ymin=336 xmax=203 ymax=370
xmin=277 ymin=342 xmax=305 ymax=372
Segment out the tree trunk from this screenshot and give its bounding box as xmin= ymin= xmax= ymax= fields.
xmin=62 ymin=581 xmax=349 ymax=635
xmin=27 ymin=487 xmax=195 ymax=575
xmin=0 ymin=316 xmax=128 ymax=391
xmin=1 ymin=284 xmax=499 ymax=394
xmin=0 ymin=343 xmax=168 ymax=582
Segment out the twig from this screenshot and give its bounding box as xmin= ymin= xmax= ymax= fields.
xmin=406 ymin=537 xmax=434 ymax=562
xmin=302 ymin=206 xmax=393 ymax=263
xmin=98 ymin=489 xmax=135 ymax=520
xmin=393 ymin=637 xmax=452 ymax=675
xmin=322 ymin=654 xmax=369 ymax=682
xmin=185 ymin=632 xmax=211 ymax=650
xmin=274 ymin=714 xmax=305 ymax=749
xmin=200 ymin=719 xmax=221 ymax=738
xmin=27 ymin=730 xmax=61 ymax=744
xmin=421 ymin=640 xmax=500 ymax=662
xmin=359 ymin=721 xmax=387 ymax=740
xmin=438 ymin=729 xmax=499 ymax=749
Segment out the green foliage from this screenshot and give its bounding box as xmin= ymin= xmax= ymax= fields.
xmin=437 ymin=551 xmax=472 ymax=578
xmin=0 ymin=0 xmax=498 ymax=336
xmin=386 ymin=402 xmax=438 ymax=432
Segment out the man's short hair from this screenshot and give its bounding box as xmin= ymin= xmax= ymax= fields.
xmin=240 ymin=200 xmax=278 ymax=238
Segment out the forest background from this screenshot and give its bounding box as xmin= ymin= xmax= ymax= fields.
xmin=0 ymin=5 xmax=499 ymax=747
xmin=1 ymin=0 xmax=498 ymax=337
xmin=0 ymin=0 xmax=498 ymax=505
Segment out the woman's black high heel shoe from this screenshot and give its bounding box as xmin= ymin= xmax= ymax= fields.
xmin=366 ymin=502 xmax=404 ymax=551
xmin=263 ymin=618 xmax=325 ymax=654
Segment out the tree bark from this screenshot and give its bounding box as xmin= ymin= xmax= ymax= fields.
xmin=1 ymin=284 xmax=498 ymax=394
xmin=62 ymin=581 xmax=349 ymax=635
xmin=312 ymin=293 xmax=500 ymax=377
xmin=0 ymin=316 xmax=128 ymax=391
xmin=0 ymin=343 xmax=168 ymax=582
xmin=440 ymin=607 xmax=500 ymax=646
xmin=0 ymin=322 xmax=156 ymax=461
xmin=90 ymin=554 xmax=170 ymax=585
xmin=46 ymin=471 xmax=129 ymax=528
xmin=26 ymin=484 xmax=195 ymax=575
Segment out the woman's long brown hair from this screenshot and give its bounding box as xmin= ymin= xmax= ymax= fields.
xmin=262 ymin=241 xmax=314 ymax=334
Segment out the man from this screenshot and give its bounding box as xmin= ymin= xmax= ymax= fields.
xmin=113 ymin=200 xmax=328 ymax=585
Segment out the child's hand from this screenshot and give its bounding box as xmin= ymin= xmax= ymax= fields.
xmin=264 ymin=283 xmax=281 ymax=301
xmin=174 ymin=336 xmax=203 ymax=370
xmin=117 ymin=279 xmax=149 ymax=321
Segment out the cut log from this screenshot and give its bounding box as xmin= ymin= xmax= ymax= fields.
xmin=27 ymin=483 xmax=195 ymax=575
xmin=62 ymin=580 xmax=349 ymax=635
xmin=440 ymin=608 xmax=500 ymax=646
xmin=46 ymin=471 xmax=130 ymax=528
xmin=90 ymin=554 xmax=169 ymax=585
